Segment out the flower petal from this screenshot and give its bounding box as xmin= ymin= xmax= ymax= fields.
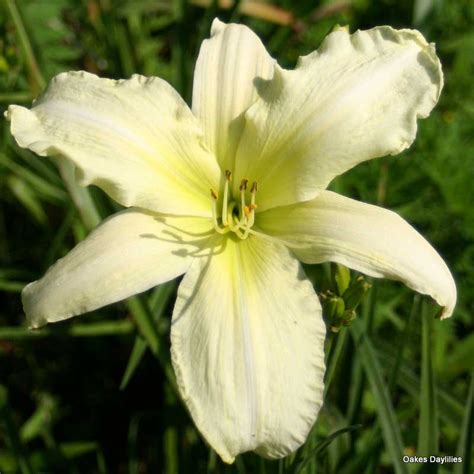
xmin=257 ymin=191 xmax=456 ymax=318
xmin=7 ymin=71 xmax=221 ymax=216
xmin=235 ymin=26 xmax=443 ymax=210
xmin=192 ymin=19 xmax=275 ymax=171
xmin=171 ymin=236 xmax=326 ymax=463
xmin=23 ymin=210 xmax=213 ymax=328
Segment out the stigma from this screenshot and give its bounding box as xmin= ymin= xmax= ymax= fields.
xmin=210 ymin=170 xmax=258 ymax=240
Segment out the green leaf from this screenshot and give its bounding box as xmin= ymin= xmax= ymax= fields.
xmin=4 ymin=0 xmax=45 ymax=92
xmin=0 ymin=385 xmax=34 ymax=474
xmin=120 ymin=338 xmax=148 ymax=392
xmin=413 ymin=0 xmax=436 ymax=25
xmin=120 ymin=281 xmax=176 ymax=390
xmin=56 ymin=160 xmax=101 ymax=232
xmin=126 ymin=296 xmax=161 ymax=356
xmin=454 ymin=374 xmax=473 ymax=474
xmin=0 ymin=320 xmax=134 ymax=339
xmin=350 ymin=320 xmax=409 ymax=474
xmin=324 ymin=329 xmax=349 ymax=397
xmin=443 ymin=333 xmax=474 ymax=377
xmin=0 ymin=152 xmax=67 ymax=204
xmin=376 ymin=346 xmax=465 ymax=428
xmin=7 ymin=174 xmax=47 ymax=224
xmin=20 ymin=393 xmax=57 ymax=442
xmin=418 ymin=301 xmax=439 ymax=455
xmin=59 ymin=441 xmax=98 ymax=459
xmin=291 ymin=425 xmax=363 ymax=474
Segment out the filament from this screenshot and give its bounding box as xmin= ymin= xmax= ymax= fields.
xmin=210 ymin=175 xmax=259 ymax=240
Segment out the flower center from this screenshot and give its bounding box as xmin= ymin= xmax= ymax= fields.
xmin=210 ymin=170 xmax=258 ymax=240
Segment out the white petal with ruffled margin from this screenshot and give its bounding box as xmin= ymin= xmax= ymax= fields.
xmin=235 ymin=26 xmax=443 ymax=210
xmin=257 ymin=191 xmax=456 ymax=318
xmin=23 ymin=210 xmax=213 ymax=328
xmin=7 ymin=72 xmax=221 ymax=217
xmin=171 ymin=236 xmax=326 ymax=463
xmin=192 ymin=19 xmax=275 ymax=171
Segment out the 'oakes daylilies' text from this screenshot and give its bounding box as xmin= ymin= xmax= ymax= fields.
xmin=6 ymin=20 xmax=456 ymax=463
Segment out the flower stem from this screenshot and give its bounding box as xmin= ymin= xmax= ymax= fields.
xmin=56 ymin=160 xmax=101 ymax=232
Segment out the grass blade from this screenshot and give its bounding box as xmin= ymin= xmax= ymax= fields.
xmin=417 ymin=300 xmax=439 ymax=455
xmin=324 ymin=329 xmax=349 ymax=397
xmin=126 ymin=296 xmax=161 ymax=357
xmin=0 ymin=152 xmax=67 ymax=203
xmin=119 ymin=337 xmax=148 ymax=391
xmin=376 ymin=346 xmax=464 ymax=427
xmin=454 ymin=373 xmax=473 ymax=474
xmin=127 ymin=414 xmax=142 ymax=474
xmin=126 ymin=292 xmax=177 ymax=391
xmin=4 ymin=0 xmax=45 ymax=92
xmin=120 ymin=282 xmax=176 ymax=390
xmin=0 ymin=320 xmax=134 ymax=339
xmin=7 ymin=174 xmax=47 ymax=225
xmin=0 ymin=385 xmax=34 ymax=474
xmin=350 ymin=320 xmax=409 ymax=474
xmin=360 ymin=295 xmax=419 ymax=474
xmin=291 ymin=425 xmax=363 ymax=474
xmin=56 ymin=160 xmax=101 ymax=232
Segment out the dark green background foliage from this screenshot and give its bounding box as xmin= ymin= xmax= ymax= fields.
xmin=0 ymin=0 xmax=473 ymax=473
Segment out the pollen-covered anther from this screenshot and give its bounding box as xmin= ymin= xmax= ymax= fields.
xmin=211 ymin=173 xmax=259 ymax=239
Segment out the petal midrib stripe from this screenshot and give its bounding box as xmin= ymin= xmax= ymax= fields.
xmin=234 ymin=242 xmax=258 ymax=447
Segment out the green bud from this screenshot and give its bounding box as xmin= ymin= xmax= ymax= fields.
xmin=323 ymin=295 xmax=346 ymax=323
xmin=343 ymin=276 xmax=371 ymax=310
xmin=342 ymin=309 xmax=357 ymax=326
xmin=333 ymin=264 xmax=351 ymax=296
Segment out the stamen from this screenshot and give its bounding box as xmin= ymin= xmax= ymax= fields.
xmin=211 ymin=190 xmax=229 ymax=234
xmin=222 ymin=171 xmax=231 ymax=226
xmin=248 ymin=182 xmax=258 ymax=227
xmin=228 ymin=203 xmax=249 ymax=240
xmin=230 ymin=213 xmax=248 ymax=240
xmin=236 ymin=179 xmax=258 ymax=231
xmin=240 ymin=186 xmax=247 ymax=220
xmin=210 ymin=175 xmax=259 ymax=240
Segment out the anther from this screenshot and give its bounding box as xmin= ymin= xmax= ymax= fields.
xmin=210 ymin=174 xmax=258 ymax=239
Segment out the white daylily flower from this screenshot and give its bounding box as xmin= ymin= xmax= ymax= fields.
xmin=6 ymin=19 xmax=456 ymax=463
